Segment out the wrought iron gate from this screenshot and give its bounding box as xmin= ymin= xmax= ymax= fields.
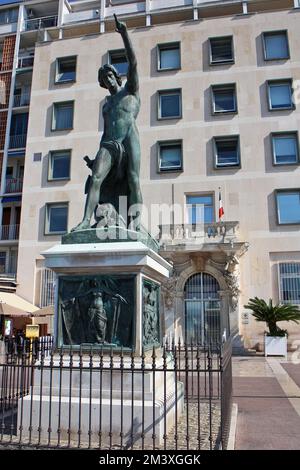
xmin=184 ymin=272 xmax=221 ymax=345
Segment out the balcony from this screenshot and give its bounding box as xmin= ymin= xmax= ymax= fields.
xmin=0 ymin=225 xmax=20 ymax=241
xmin=5 ymin=177 xmax=23 ymax=194
xmin=24 ymin=15 xmax=58 ymax=31
xmin=9 ymin=134 xmax=27 ymax=149
xmin=13 ymin=93 xmax=30 ymax=108
xmin=158 ymin=221 xmax=245 ymax=254
xmin=17 ymin=56 xmax=34 ymax=69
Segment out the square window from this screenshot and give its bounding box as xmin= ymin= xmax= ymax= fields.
xmin=108 ymin=49 xmax=128 ymax=76
xmin=158 ymin=89 xmax=181 ymax=119
xmin=272 ymin=133 xmax=299 ymax=165
xmin=56 ymin=56 xmax=76 ymax=83
xmin=214 ymin=136 xmax=240 ymax=167
xmin=276 ymin=190 xmax=300 ymax=224
xmin=52 ymin=101 xmax=74 ymax=131
xmin=186 ymin=195 xmax=214 ymax=224
xmin=212 ymin=84 xmax=237 ymax=113
xmin=158 ymin=141 xmax=182 ymax=171
xmin=49 ymin=150 xmax=71 ymax=180
xmin=263 ymin=31 xmax=289 ymax=60
xmin=268 ymin=80 xmax=294 ymax=110
xmin=157 ymin=43 xmax=180 ymax=71
xmin=209 ymin=36 xmax=234 ymax=65
xmin=45 ymin=203 xmax=68 ymax=234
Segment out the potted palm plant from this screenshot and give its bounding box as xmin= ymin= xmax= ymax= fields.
xmin=244 ymin=297 xmax=300 ymax=357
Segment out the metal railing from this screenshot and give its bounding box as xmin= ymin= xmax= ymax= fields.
xmin=17 ymin=56 xmax=34 ymax=69
xmin=0 ymin=225 xmax=20 ymax=241
xmin=13 ymin=93 xmax=30 ymax=108
xmin=0 ymin=338 xmax=232 ymax=450
xmin=24 ymin=15 xmax=58 ymax=31
xmin=5 ymin=178 xmax=23 ymax=194
xmin=9 ymin=134 xmax=27 ymax=149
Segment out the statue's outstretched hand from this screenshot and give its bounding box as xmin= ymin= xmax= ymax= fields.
xmin=84 ymin=155 xmax=94 ymax=170
xmin=114 ymin=14 xmax=126 ymax=34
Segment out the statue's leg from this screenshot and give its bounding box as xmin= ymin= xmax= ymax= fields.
xmin=125 ymin=130 xmax=143 ymax=229
xmin=71 ymin=147 xmax=113 ymax=231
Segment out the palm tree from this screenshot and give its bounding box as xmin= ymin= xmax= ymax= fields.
xmin=244 ymin=297 xmax=300 ymax=337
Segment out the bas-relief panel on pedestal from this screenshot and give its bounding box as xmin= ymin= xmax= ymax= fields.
xmin=57 ymin=275 xmax=136 ymax=349
xmin=142 ymin=279 xmax=160 ymax=350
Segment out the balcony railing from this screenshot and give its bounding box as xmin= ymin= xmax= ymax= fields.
xmin=17 ymin=56 xmax=34 ymax=69
xmin=9 ymin=134 xmax=27 ymax=149
xmin=159 ymin=221 xmax=239 ymax=246
xmin=24 ymin=15 xmax=58 ymax=31
xmin=5 ymin=177 xmax=23 ymax=194
xmin=13 ymin=93 xmax=30 ymax=108
xmin=0 ymin=225 xmax=20 ymax=241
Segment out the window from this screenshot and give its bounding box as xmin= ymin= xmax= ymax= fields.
xmin=158 ymin=141 xmax=182 ymax=171
xmin=186 ymin=195 xmax=214 ymax=224
xmin=212 ymin=84 xmax=237 ymax=114
xmin=9 ymin=113 xmax=28 ymax=148
xmin=157 ymin=42 xmax=180 ymax=71
xmin=55 ymin=56 xmax=77 ymax=83
xmin=214 ymin=136 xmax=240 ymax=168
xmin=40 ymin=268 xmax=55 ymax=307
xmin=108 ymin=49 xmax=128 ymax=76
xmin=52 ymin=101 xmax=74 ymax=131
xmin=272 ymin=133 xmax=299 ymax=165
xmin=0 ymin=8 xmax=18 ymax=25
xmin=158 ymin=89 xmax=182 ymax=119
xmin=268 ymin=80 xmax=294 ymax=110
xmin=45 ymin=203 xmax=68 ymax=234
xmin=0 ymin=252 xmax=6 ymax=274
xmin=263 ymin=31 xmax=289 ymax=60
xmin=209 ymin=36 xmax=234 ymax=65
xmin=49 ymin=150 xmax=71 ymax=180
xmin=276 ymin=190 xmax=300 ymax=224
xmin=279 ymin=263 xmax=300 ymax=305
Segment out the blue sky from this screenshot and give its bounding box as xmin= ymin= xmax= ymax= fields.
xmin=0 ymin=0 xmax=21 ymax=5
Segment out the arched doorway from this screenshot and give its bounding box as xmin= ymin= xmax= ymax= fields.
xmin=184 ymin=272 xmax=221 ymax=345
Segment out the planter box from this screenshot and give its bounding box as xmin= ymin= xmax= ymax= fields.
xmin=265 ymin=335 xmax=287 ymax=358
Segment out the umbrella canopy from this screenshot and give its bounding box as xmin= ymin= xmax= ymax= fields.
xmin=0 ymin=292 xmax=39 ymax=317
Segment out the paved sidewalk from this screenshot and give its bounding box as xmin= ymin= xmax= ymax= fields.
xmin=232 ymin=354 xmax=300 ymax=450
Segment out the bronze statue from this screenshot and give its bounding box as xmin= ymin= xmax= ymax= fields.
xmin=72 ymin=14 xmax=142 ymax=232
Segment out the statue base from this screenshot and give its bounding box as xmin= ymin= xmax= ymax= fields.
xmin=62 ymin=226 xmax=160 ymax=253
xmin=18 ymin=355 xmax=184 ymax=447
xmin=17 ymin=237 xmax=182 ymax=445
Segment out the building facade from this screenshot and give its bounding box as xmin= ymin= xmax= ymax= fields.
xmin=0 ymin=0 xmax=300 ymax=349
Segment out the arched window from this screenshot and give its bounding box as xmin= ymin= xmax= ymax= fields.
xmin=184 ymin=272 xmax=220 ymax=345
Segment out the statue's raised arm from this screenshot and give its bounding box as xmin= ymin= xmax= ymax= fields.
xmin=114 ymin=14 xmax=139 ymax=94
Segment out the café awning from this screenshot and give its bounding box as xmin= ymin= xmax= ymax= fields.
xmin=0 ymin=292 xmax=39 ymax=317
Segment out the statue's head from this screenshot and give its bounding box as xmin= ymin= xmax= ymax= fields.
xmin=98 ymin=64 xmax=122 ymax=89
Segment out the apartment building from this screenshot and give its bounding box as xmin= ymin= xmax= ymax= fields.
xmin=0 ymin=0 xmax=299 ymax=349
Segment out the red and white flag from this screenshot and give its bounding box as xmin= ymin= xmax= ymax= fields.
xmin=219 ymin=189 xmax=224 ymax=221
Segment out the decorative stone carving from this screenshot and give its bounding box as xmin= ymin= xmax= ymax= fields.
xmin=162 ymin=273 xmax=179 ymax=309
xmin=224 ymin=255 xmax=240 ymax=310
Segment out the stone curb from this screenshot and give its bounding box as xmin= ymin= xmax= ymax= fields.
xmin=226 ymin=403 xmax=238 ymax=450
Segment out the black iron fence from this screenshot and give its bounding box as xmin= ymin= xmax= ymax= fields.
xmin=3 ymin=336 xmax=54 ymax=360
xmin=0 ymin=338 xmax=232 ymax=450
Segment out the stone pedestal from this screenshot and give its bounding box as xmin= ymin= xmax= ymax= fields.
xmin=18 ymin=355 xmax=184 ymax=446
xmin=18 ymin=239 xmax=184 ymax=446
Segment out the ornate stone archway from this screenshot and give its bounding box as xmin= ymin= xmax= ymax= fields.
xmin=162 ymin=255 xmax=237 ymax=342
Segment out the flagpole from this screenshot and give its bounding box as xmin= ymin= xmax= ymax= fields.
xmin=218 ymin=187 xmax=224 ymax=222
